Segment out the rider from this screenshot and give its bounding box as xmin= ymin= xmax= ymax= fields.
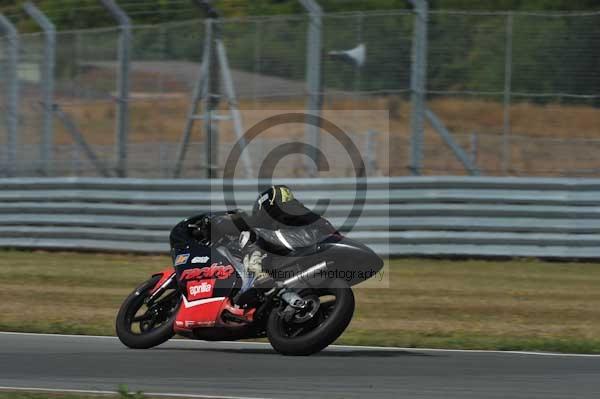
xmin=239 ymin=185 xmax=335 ymax=273
xmin=169 ymin=185 xmax=336 ymax=304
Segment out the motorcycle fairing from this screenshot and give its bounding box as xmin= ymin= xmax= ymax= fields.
xmin=174 ymin=296 xmax=227 ymax=331
xmin=173 ymin=244 xmax=240 ymax=300
xmin=171 ymin=243 xmax=248 ymax=333
xmin=174 ymin=297 xmax=255 ymax=333
xmin=266 ymin=235 xmax=384 ymax=287
xmin=149 ymin=267 xmax=176 ymax=294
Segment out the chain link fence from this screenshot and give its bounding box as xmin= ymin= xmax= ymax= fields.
xmin=1 ymin=8 xmax=599 ymax=178
xmin=423 ymin=10 xmax=600 ymax=176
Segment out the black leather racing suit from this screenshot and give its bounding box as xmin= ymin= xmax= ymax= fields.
xmin=169 ymin=186 xmax=336 ymax=304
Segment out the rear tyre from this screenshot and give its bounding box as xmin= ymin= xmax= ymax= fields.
xmin=267 ymin=279 xmax=354 ymax=356
xmin=116 ymin=275 xmax=180 ymax=349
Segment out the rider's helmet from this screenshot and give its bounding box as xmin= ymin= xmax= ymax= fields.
xmin=252 ymin=185 xmax=295 ymax=217
xmin=251 ymin=185 xmax=318 ymax=227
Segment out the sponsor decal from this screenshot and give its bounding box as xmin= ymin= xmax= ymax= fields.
xmin=187 ymin=279 xmax=215 ymax=300
xmin=174 ymin=253 xmax=190 ymax=266
xmin=175 ymin=321 xmax=184 ymax=327
xmin=191 ymin=256 xmax=209 ymax=264
xmin=185 ymin=320 xmax=214 ymax=327
xmin=180 ymin=264 xmax=235 ymax=281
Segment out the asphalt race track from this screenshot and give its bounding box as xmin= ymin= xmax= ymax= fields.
xmin=1 ymin=332 xmax=599 ymax=399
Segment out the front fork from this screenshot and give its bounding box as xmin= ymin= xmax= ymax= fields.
xmin=147 ymin=268 xmax=177 ymax=304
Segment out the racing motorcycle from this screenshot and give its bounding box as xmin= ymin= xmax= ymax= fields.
xmin=116 ymin=211 xmax=383 ymax=356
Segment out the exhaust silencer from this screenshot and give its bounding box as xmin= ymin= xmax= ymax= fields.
xmin=282 ymin=261 xmax=328 ymax=288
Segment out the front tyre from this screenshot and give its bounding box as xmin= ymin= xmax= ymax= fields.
xmin=116 ymin=275 xmax=180 ymax=349
xmin=267 ymin=279 xmax=355 ymax=356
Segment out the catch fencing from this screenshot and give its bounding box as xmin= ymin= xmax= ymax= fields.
xmin=1 ymin=7 xmax=600 ymax=178
xmin=1 ymin=176 xmax=600 ymax=259
xmin=0 ymin=7 xmax=600 ymax=178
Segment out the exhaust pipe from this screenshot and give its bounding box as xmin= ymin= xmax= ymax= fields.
xmin=282 ymin=261 xmax=328 ymax=288
xmin=267 ymin=261 xmax=328 ymax=309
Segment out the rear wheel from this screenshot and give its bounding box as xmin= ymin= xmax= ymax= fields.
xmin=267 ymin=279 xmax=354 ymax=356
xmin=116 ymin=275 xmax=180 ymax=349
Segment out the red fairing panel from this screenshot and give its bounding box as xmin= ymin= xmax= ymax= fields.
xmin=173 ymin=297 xmax=256 ymax=333
xmin=215 ymin=300 xmax=256 ymax=327
xmin=150 ymin=267 xmax=176 ymax=294
xmin=174 ymin=296 xmax=227 ymax=332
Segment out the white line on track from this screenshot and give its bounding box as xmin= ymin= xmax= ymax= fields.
xmin=2 ymin=331 xmax=600 ymax=358
xmin=0 ymin=386 xmax=269 ymax=399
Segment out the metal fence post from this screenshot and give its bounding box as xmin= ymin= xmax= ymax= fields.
xmin=158 ymin=24 xmax=167 ymax=94
xmin=300 ymin=0 xmax=323 ymax=177
xmin=0 ymin=14 xmax=19 ymax=177
xmin=172 ymin=18 xmax=213 ymax=179
xmin=470 ymin=131 xmax=478 ymax=165
xmin=253 ymin=19 xmax=261 ymax=100
xmin=24 ymin=2 xmax=56 ymax=177
xmin=354 ymin=12 xmax=364 ymax=95
xmin=425 ymin=108 xmax=481 ymax=175
xmin=409 ymin=0 xmax=428 ymax=176
xmin=100 ymin=0 xmax=131 ymax=178
xmin=205 ymin=19 xmax=218 ymax=179
xmin=502 ymin=13 xmax=513 ymax=175
xmin=365 ymin=130 xmax=379 ymax=176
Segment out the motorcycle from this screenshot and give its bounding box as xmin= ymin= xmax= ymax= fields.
xmin=116 ymin=211 xmax=383 ymax=355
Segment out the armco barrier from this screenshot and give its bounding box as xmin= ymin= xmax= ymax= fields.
xmin=1 ymin=177 xmax=600 ymax=258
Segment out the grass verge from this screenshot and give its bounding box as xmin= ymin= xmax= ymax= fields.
xmin=1 ymin=250 xmax=600 ymax=353
xmin=0 ymin=393 xmax=110 ymax=399
xmin=0 ymin=386 xmax=147 ymax=399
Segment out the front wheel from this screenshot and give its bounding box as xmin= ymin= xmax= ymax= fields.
xmin=116 ymin=275 xmax=180 ymax=349
xmin=267 ymin=279 xmax=355 ymax=356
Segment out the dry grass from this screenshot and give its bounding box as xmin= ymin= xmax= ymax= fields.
xmin=10 ymin=77 xmax=600 ymax=176
xmin=1 ymin=250 xmax=600 ymax=352
xmin=17 ymin=95 xmax=599 ymax=176
xmin=0 ymin=393 xmax=114 ymax=399
xmin=427 ymin=98 xmax=600 ymax=138
xmin=0 ymin=251 xmax=164 ymax=335
xmin=28 ymin=96 xmax=598 ymax=146
xmin=0 ymin=388 xmax=147 ymax=399
xmin=349 ymin=258 xmax=600 ymax=351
